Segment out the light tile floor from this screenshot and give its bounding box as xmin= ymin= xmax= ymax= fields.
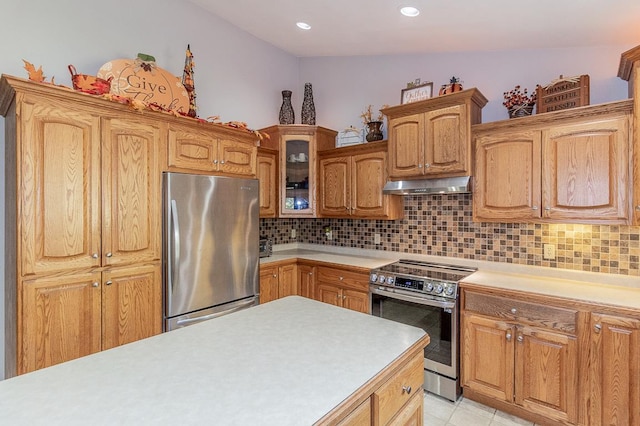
xmin=423 ymin=392 xmax=540 ymax=426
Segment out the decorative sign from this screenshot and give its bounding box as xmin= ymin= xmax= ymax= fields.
xmin=97 ymin=55 xmax=190 ymax=114
xmin=401 ymin=81 xmax=433 ymax=104
xmin=536 ymin=74 xmax=590 ymax=114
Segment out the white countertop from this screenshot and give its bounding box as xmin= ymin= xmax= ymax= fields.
xmin=261 ymin=243 xmax=640 ymax=310
xmin=0 ymin=296 xmax=427 ymax=426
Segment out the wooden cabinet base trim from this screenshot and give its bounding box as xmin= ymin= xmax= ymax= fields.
xmin=463 ymin=388 xmax=569 ymax=426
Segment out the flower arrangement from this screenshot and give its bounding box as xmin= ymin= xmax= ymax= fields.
xmin=360 ymin=104 xmax=389 ymax=125
xmin=503 ymin=85 xmax=538 ymax=109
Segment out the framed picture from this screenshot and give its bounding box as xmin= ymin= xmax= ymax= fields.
xmin=401 ymin=82 xmax=433 ymax=104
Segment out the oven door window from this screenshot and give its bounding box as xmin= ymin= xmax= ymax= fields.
xmin=372 ymin=293 xmax=454 ymax=369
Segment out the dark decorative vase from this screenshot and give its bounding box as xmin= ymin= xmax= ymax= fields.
xmin=301 ymin=83 xmax=316 ymax=125
xmin=366 ymin=121 xmax=384 ymax=142
xmin=279 ymin=90 xmax=295 ymax=124
xmin=507 ymin=104 xmax=534 ymax=119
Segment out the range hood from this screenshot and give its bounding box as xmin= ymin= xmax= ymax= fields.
xmin=383 ymin=176 xmax=472 ymax=195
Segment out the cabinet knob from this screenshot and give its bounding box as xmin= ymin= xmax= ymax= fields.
xmin=339 ymin=276 xmax=344 ymax=281
xmin=92 ymin=253 xmax=99 ymax=259
xmin=506 ymin=332 xmax=512 ymax=341
xmin=424 ymin=163 xmax=431 ymax=168
xmin=531 ymin=206 xmax=539 ymax=211
xmin=594 ymin=323 xmax=602 ymax=333
xmin=636 ymin=205 xmax=640 ymax=211
xmin=402 ymin=385 xmax=412 ymax=394
xmin=106 ymin=252 xmax=113 ymax=258
xmin=105 ymin=280 xmax=113 ymax=286
xmin=544 ymin=207 xmax=551 ymax=211
xmin=510 ymin=308 xmax=517 ymax=314
xmin=517 ymin=335 xmax=524 ymax=343
xmin=92 ymin=282 xmax=99 ymax=288
xmin=418 ymin=164 xmax=423 ymax=168
xmin=273 ymin=274 xmax=277 ymax=278
xmin=308 ymin=272 xmax=313 ymax=276
xmin=220 ymin=160 xmax=225 ymax=164
xmin=213 ymin=159 xmax=218 ymax=164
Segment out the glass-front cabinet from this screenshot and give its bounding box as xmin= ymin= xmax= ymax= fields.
xmin=259 ymin=125 xmax=337 ymax=217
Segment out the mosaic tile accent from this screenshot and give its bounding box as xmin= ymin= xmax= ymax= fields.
xmin=260 ymin=194 xmax=640 ymax=276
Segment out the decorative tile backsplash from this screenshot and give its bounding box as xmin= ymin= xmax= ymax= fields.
xmin=260 ymin=194 xmax=640 ymax=277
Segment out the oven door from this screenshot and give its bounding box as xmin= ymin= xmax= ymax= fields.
xmin=370 ymin=286 xmax=458 ymax=380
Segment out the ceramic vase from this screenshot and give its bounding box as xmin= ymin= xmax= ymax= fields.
xmin=301 ymin=83 xmax=316 ymax=125
xmin=279 ymin=90 xmax=295 ymax=124
xmin=365 ymin=121 xmax=384 ymax=142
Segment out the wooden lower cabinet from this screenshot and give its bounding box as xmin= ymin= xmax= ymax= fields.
xmin=259 ymin=262 xmax=297 ymax=304
xmin=315 ymin=266 xmax=370 ymax=314
xmin=588 ymin=313 xmax=640 ymax=426
xmin=297 ymin=263 xmax=316 ymax=299
xmin=20 ymin=263 xmax=161 ymax=374
xmin=461 ymin=288 xmax=579 ymax=425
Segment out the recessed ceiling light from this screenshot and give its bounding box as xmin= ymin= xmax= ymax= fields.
xmin=400 ymin=6 xmax=420 ymax=17
xmin=296 ymin=22 xmax=311 ymax=30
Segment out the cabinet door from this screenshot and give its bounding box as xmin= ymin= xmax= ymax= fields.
xmin=474 ymin=131 xmax=542 ymax=221
xmin=542 ymin=117 xmax=630 ymax=222
xmin=102 ymin=117 xmax=162 ymax=267
xmin=20 ymin=272 xmax=102 ymax=374
xmin=515 ymin=326 xmax=578 ymax=424
xmin=218 ymin=137 xmax=256 ymax=177
xmin=281 ymin=136 xmax=315 ymax=216
xmin=319 ymin=156 xmax=350 ymax=216
xmin=257 ymin=150 xmax=277 ymax=217
xmin=351 ymin=151 xmax=387 ymax=217
xmin=102 ymin=263 xmax=162 ymax=350
xmin=278 ymin=263 xmax=298 ymax=298
xmin=589 ymin=313 xmax=640 ymax=426
xmin=424 ymin=104 xmax=468 ymax=175
xmin=167 ymin=125 xmax=217 ymax=172
xmin=297 ymin=264 xmax=316 ymax=299
xmin=19 ymin=96 xmax=101 ymax=276
xmin=316 ymin=283 xmax=342 ymax=307
xmin=388 ymin=114 xmax=424 ymax=178
xmin=461 ymin=313 xmax=515 ymax=402
xmin=342 ymin=289 xmax=369 ymax=314
xmin=387 ymin=389 xmax=423 ymax=426
xmin=259 ymin=265 xmax=279 ymax=304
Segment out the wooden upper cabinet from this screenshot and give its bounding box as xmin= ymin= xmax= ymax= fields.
xmin=257 ymin=148 xmax=278 ymax=218
xmin=18 ymin=94 xmax=101 ymax=277
xmin=318 ymin=142 xmax=403 ymax=219
xmin=167 ymin=123 xmax=257 ymax=177
xmin=474 ymin=131 xmax=542 ymax=221
xmin=383 ymin=89 xmax=487 ymax=180
xmin=102 ymin=117 xmax=162 ymax=267
xmin=473 ymin=101 xmax=633 ymax=224
xmin=542 ymin=117 xmax=629 ymax=222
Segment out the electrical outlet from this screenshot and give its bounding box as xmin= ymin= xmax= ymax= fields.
xmin=290 ymin=228 xmax=296 ymax=239
xmin=326 ymin=230 xmax=333 ymax=241
xmin=374 ymin=233 xmax=381 ymax=244
xmin=543 ymin=243 xmax=556 ymax=260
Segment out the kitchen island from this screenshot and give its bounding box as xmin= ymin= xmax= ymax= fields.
xmin=0 ymin=296 xmax=429 ymax=425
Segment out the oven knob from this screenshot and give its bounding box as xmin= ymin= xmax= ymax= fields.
xmin=425 ymin=282 xmax=434 ymax=292
xmin=445 ymin=286 xmax=456 ymax=296
xmin=386 ymin=276 xmax=395 ymax=285
xmin=435 ymin=283 xmax=444 ymax=294
xmin=370 ymin=273 xmax=378 ymax=283
xmin=378 ymin=275 xmax=386 ymax=284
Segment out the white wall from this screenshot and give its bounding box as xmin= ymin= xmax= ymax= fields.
xmin=299 ymin=45 xmax=633 ymax=134
xmin=0 ymin=0 xmax=300 ymax=380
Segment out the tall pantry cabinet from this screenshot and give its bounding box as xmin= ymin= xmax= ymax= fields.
xmin=0 ymin=75 xmax=162 ymax=377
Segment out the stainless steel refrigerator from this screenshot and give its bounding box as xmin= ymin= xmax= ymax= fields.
xmin=163 ymin=172 xmax=259 ymax=331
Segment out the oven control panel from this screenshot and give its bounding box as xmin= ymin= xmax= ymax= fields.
xmin=369 ymin=272 xmax=458 ymax=299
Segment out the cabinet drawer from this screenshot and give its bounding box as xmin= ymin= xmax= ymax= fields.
xmin=316 ymin=266 xmax=368 ymax=291
xmin=374 ymin=352 xmax=424 ymax=426
xmin=463 ymin=291 xmax=577 ymax=333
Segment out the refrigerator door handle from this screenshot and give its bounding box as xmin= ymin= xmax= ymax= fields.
xmin=169 ymin=199 xmax=180 ymax=293
xmin=175 ymin=299 xmax=256 ymax=326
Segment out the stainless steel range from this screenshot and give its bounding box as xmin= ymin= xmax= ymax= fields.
xmin=369 ymin=260 xmax=476 ymax=401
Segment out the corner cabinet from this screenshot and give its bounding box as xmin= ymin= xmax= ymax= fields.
xmin=259 ymin=125 xmax=337 ymax=217
xmin=382 ymin=88 xmax=487 ymax=179
xmin=473 ymin=101 xmax=632 ymax=224
xmin=257 ymin=147 xmax=278 ymax=218
xmin=318 ymin=141 xmax=403 ymax=219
